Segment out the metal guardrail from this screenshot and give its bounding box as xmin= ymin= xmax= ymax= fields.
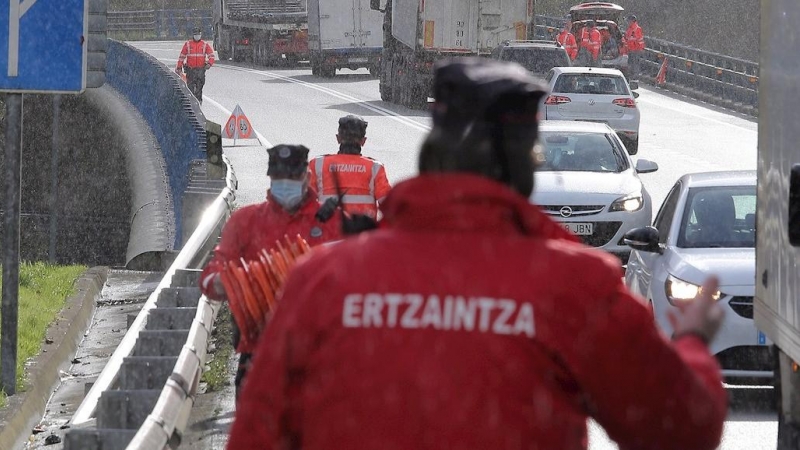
xmin=534 ymin=15 xmax=759 ymax=116
xmin=108 ymin=9 xmax=213 ymax=39
xmin=66 ymin=155 xmax=237 ymax=449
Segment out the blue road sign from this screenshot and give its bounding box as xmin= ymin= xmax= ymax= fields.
xmin=0 ymin=0 xmax=87 ymax=93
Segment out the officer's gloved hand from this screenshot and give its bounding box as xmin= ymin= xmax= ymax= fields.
xmin=343 ymin=214 xmax=378 ymax=235
xmin=205 ymin=63 xmax=211 ymax=70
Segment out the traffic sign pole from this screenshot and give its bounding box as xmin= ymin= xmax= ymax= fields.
xmin=49 ymin=95 xmax=62 ymax=263
xmin=1 ymin=94 xmax=23 ymax=395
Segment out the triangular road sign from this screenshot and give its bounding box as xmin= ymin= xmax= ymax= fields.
xmin=224 ymin=104 xmax=255 ymax=142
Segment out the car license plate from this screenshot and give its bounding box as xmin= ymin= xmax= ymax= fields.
xmin=758 ymin=330 xmax=767 ymax=345
xmin=562 ymin=222 xmax=593 ymax=235
xmin=349 ymin=57 xmax=368 ymax=63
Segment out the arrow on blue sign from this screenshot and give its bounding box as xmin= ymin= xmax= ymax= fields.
xmin=0 ymin=0 xmax=87 ymax=93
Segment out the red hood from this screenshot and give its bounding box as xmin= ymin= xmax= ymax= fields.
xmin=381 ymin=174 xmax=580 ymax=243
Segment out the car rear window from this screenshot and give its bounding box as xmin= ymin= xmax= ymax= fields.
xmin=538 ymin=131 xmax=628 ymax=173
xmin=501 ymin=48 xmax=570 ymax=75
xmin=553 ymin=74 xmax=629 ymax=95
xmin=678 ymin=186 xmax=757 ymax=248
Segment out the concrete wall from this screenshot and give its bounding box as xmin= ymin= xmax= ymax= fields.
xmin=536 ymin=0 xmax=759 ymax=62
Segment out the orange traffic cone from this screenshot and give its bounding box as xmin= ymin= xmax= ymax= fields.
xmin=656 ymin=57 xmax=668 ymax=85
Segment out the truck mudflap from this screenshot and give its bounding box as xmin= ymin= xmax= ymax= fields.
xmin=312 ymin=48 xmax=383 ymax=77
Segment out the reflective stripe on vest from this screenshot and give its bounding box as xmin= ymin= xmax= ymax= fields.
xmin=315 ymin=157 xmax=325 ymax=194
xmin=319 ymin=194 xmax=377 ymax=205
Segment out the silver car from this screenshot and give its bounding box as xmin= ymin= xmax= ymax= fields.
xmin=543 ymin=66 xmax=641 ymax=154
xmin=623 ymin=171 xmax=771 ymax=381
xmin=531 ymin=121 xmax=658 ymax=265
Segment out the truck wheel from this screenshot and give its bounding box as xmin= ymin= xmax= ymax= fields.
xmin=311 ymin=62 xmax=321 ymax=76
xmin=369 ymin=65 xmax=380 ymax=78
xmin=321 ymin=65 xmax=336 ymax=78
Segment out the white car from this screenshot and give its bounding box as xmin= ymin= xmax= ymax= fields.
xmin=532 ymin=121 xmax=658 ymax=264
xmin=543 ymin=66 xmax=640 ymax=155
xmin=623 ymin=171 xmax=772 ymax=381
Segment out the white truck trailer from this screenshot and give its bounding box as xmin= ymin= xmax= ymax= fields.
xmin=755 ymin=1 xmax=800 ymax=448
xmin=308 ymin=0 xmax=384 ymax=77
xmin=369 ymin=0 xmax=534 ymax=108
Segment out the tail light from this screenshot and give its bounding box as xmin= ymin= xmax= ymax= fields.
xmin=544 ymin=95 xmax=571 ymax=105
xmin=612 ymin=98 xmax=636 ymax=108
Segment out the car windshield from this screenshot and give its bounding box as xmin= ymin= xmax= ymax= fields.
xmin=553 ymin=74 xmax=630 ymax=95
xmin=678 ymin=186 xmax=757 ymax=248
xmin=501 ymin=48 xmax=569 ymax=74
xmin=538 ymin=131 xmax=628 ymax=173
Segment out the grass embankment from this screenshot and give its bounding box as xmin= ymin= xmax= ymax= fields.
xmin=0 ymin=262 xmax=87 ymax=407
xmin=202 ymin=303 xmax=234 ymax=392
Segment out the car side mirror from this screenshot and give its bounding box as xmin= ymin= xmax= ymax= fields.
xmin=632 ymin=90 xmax=640 ymax=98
xmin=623 ymin=226 xmax=663 ymax=253
xmin=635 ymin=159 xmax=658 ymax=174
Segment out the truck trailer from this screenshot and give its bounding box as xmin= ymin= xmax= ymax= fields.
xmin=308 ymin=0 xmax=384 ymax=77
xmin=370 ymin=0 xmax=534 ymax=108
xmin=755 ymin=1 xmax=800 ymax=448
xmin=213 ymin=0 xmax=310 ymax=65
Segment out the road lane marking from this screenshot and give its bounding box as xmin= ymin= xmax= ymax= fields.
xmin=203 ymin=96 xmax=273 ymax=148
xmin=637 ymin=90 xmax=757 ymax=133
xmin=215 ymin=63 xmax=432 ymax=133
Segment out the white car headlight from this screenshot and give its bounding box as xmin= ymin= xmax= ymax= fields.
xmin=665 ymin=274 xmax=721 ymax=305
xmin=610 ymin=193 xmax=643 ymax=212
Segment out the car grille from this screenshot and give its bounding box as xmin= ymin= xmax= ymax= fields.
xmin=729 ymin=296 xmax=754 ymax=319
xmin=540 ymin=205 xmax=605 ymax=217
xmin=580 ymin=222 xmax=623 ymax=247
xmin=715 ymin=346 xmax=773 ymax=372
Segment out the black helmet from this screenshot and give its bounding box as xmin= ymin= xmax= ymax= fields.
xmin=420 ymin=57 xmax=548 ymax=197
xmin=338 ymin=115 xmax=368 ymax=142
xmin=627 ymin=14 xmax=637 ymax=21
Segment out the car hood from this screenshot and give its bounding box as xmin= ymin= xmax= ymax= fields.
xmin=532 ymin=170 xmax=641 ymax=205
xmin=666 ymin=247 xmax=755 ymax=288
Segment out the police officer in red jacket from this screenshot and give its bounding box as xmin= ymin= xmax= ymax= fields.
xmin=199 ymin=144 xmax=343 ymax=399
xmin=624 ymin=15 xmax=646 ymax=82
xmin=227 ymin=59 xmax=727 ymax=450
xmin=176 ymin=26 xmax=215 ymax=104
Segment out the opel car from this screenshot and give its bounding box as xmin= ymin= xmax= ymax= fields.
xmin=623 ymin=171 xmax=771 ymax=381
xmin=532 ymin=121 xmax=658 ymax=265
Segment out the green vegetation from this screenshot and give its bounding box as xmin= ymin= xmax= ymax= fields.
xmin=0 ymin=262 xmax=87 ymax=407
xmin=202 ymin=303 xmax=234 ymax=392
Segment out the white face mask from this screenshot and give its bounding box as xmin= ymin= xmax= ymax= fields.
xmin=270 ymin=179 xmax=306 ymax=210
xmin=193 ymin=34 xmax=202 ymax=41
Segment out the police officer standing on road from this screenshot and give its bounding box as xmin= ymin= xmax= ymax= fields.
xmin=176 ymin=26 xmax=215 ymax=104
xmin=309 ymin=115 xmax=391 ymax=220
xmin=578 ymin=20 xmax=602 ymax=66
xmin=624 ymin=15 xmax=646 ymax=82
xmin=199 ymin=144 xmax=343 ymax=400
xmin=227 ymin=58 xmax=728 ymax=449
xmin=557 ymin=19 xmax=578 ymax=61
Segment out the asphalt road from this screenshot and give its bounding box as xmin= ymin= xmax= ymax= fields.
xmin=135 ymin=41 xmax=773 ymax=450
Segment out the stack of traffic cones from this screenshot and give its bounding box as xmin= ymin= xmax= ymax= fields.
xmin=218 ymin=234 xmax=312 ymax=349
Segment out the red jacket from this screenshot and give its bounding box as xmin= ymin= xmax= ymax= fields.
xmin=625 ymin=22 xmax=645 ymax=52
xmin=177 ymin=39 xmax=215 ymax=69
xmin=308 ymin=153 xmax=391 ymax=220
xmin=557 ymin=29 xmax=579 ymax=60
xmin=580 ymin=27 xmax=602 ymax=59
xmin=227 ymin=174 xmax=727 ymax=450
xmin=199 ymin=189 xmax=343 ymax=352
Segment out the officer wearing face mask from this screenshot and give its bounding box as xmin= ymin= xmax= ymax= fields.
xmin=199 ymin=144 xmax=344 ymax=398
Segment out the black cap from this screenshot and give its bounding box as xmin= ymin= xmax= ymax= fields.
xmin=430 ymin=57 xmax=548 ymax=131
xmin=267 ymin=144 xmax=309 ymax=177
xmin=627 ymin=14 xmax=637 ymax=21
xmin=192 ymin=26 xmax=202 ymax=33
xmin=338 ymin=115 xmax=368 ymax=142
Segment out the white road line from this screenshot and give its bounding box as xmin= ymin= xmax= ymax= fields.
xmin=216 ymin=63 xmax=432 ymax=133
xmin=637 ymin=92 xmax=757 ymax=133
xmin=202 ymin=96 xmax=273 ymax=148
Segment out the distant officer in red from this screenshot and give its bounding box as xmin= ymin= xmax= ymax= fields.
xmin=557 ymin=20 xmax=578 ymax=60
xmin=578 ymin=20 xmax=602 ymax=66
xmin=308 ymin=115 xmax=391 ymax=220
xmin=227 ymin=58 xmax=728 ymax=450
xmin=624 ymin=14 xmax=646 ymax=81
xmin=199 ymin=144 xmax=343 ymax=399
xmin=175 ymin=26 xmax=215 ymax=104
